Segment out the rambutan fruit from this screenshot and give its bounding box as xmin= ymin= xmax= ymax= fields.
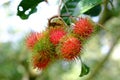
xmin=33 ymin=31 xmax=55 ymax=54
xmin=48 ymin=17 xmax=68 ymax=46
xmin=26 ymin=32 xmax=43 ymax=50
xmin=32 ymin=51 xmax=51 ymax=69
xmin=73 ymin=17 xmax=94 ymax=38
xmin=49 ymin=27 xmax=66 ymax=45
xmin=58 ymin=34 xmax=82 ymax=60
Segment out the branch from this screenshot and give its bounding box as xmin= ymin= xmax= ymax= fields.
xmin=98 ymin=0 xmax=111 ymax=24
xmin=86 ymin=36 xmax=120 ymax=80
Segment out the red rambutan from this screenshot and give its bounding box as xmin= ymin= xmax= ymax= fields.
xmin=59 ymin=35 xmax=82 ymax=60
xmin=49 ymin=27 xmax=66 ymax=45
xmin=73 ymin=17 xmax=94 ymax=38
xmin=26 ymin=32 xmax=43 ymax=50
xmin=32 ymin=51 xmax=50 ymax=69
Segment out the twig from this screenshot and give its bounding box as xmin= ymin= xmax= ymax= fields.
xmin=109 ymin=0 xmax=114 ymax=10
xmin=58 ymin=0 xmax=62 ymax=17
xmin=62 ymin=0 xmax=69 ymax=15
xmin=96 ymin=23 xmax=109 ymax=32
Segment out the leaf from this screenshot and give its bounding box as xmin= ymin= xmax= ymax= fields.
xmin=84 ymin=4 xmax=101 ymax=16
xmin=61 ymin=0 xmax=102 ymax=25
xmin=61 ymin=0 xmax=81 ymax=25
xmin=17 ymin=0 xmax=47 ymax=19
xmin=79 ymin=63 xmax=90 ymax=77
xmin=75 ymin=0 xmax=102 ymax=15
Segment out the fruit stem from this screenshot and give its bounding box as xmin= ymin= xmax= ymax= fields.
xmin=96 ymin=23 xmax=109 ymax=32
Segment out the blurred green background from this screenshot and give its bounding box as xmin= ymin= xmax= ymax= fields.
xmin=0 ymin=0 xmax=120 ymax=80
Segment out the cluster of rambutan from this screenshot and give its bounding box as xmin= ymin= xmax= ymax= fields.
xmin=26 ymin=16 xmax=95 ymax=70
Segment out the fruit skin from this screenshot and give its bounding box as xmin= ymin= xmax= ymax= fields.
xmin=73 ymin=17 xmax=94 ymax=38
xmin=27 ymin=31 xmax=57 ymax=69
xmin=58 ymin=35 xmax=82 ymax=60
xmin=49 ymin=27 xmax=66 ymax=46
xmin=32 ymin=51 xmax=50 ymax=69
xmin=26 ymin=32 xmax=43 ymax=50
xmin=48 ymin=17 xmax=68 ymax=46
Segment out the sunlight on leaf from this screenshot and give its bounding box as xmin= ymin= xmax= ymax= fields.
xmin=76 ymin=0 xmax=102 ymax=15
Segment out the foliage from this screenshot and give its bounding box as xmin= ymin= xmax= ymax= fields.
xmin=17 ymin=0 xmax=47 ymax=19
xmin=16 ymin=0 xmax=104 ymax=77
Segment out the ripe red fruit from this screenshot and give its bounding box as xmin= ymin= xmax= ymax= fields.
xmin=32 ymin=51 xmax=50 ymax=69
xmin=49 ymin=27 xmax=66 ymax=45
xmin=26 ymin=32 xmax=43 ymax=50
xmin=60 ymin=36 xmax=82 ymax=60
xmin=73 ymin=17 xmax=94 ymax=38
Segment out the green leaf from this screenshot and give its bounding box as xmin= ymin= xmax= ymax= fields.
xmin=17 ymin=0 xmax=47 ymax=19
xmin=75 ymin=0 xmax=102 ymax=15
xmin=84 ymin=4 xmax=101 ymax=16
xmin=61 ymin=0 xmax=81 ymax=25
xmin=61 ymin=0 xmax=102 ymax=25
xmin=79 ymin=63 xmax=90 ymax=77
